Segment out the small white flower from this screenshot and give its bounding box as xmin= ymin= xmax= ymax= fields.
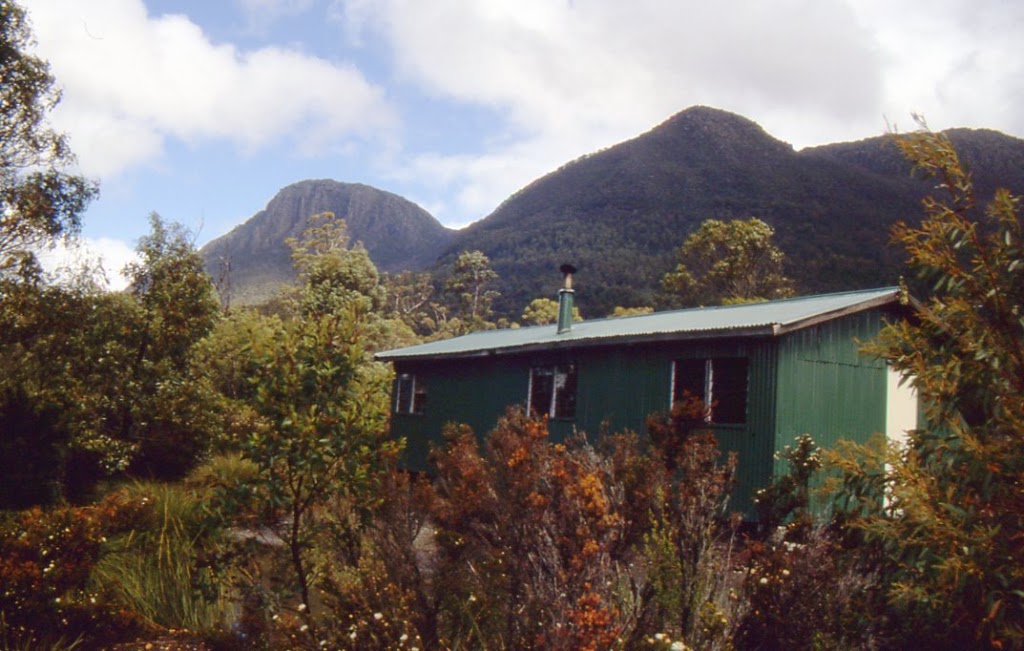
xmin=759 ymin=577 xmax=769 ymax=585
xmin=468 ymin=594 xmax=477 ymax=603
xmin=400 ymin=633 xmax=409 ymax=642
xmin=671 ymin=642 xmax=686 ymax=651
xmin=373 ymin=611 xmax=383 ymax=620
xmin=298 ymin=603 xmax=307 ymax=612
xmin=349 ymin=631 xmax=357 ymax=640
xmin=300 ymin=624 xmax=309 ymax=633
xmin=655 ymin=632 xmax=666 ymax=641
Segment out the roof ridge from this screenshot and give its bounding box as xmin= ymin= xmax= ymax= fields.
xmin=376 ymin=286 xmax=904 ymax=361
xmin=584 ymin=286 xmax=899 ymax=324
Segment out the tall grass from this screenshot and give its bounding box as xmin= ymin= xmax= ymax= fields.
xmin=91 ymin=481 xmax=240 ymax=633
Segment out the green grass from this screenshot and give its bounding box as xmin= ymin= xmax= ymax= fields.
xmin=91 ymin=481 xmax=240 ymax=634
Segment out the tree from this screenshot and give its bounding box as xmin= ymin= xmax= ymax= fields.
xmin=383 ymin=270 xmax=437 ymax=335
xmin=443 ymin=250 xmax=500 ymax=334
xmin=0 ymin=0 xmax=97 ymax=275
xmin=661 ymin=217 xmax=794 ymax=307
xmin=240 ymin=292 xmax=396 ymax=637
xmin=609 ymin=305 xmax=654 ymax=318
xmin=0 ymin=216 xmax=220 ymax=496
xmin=285 ymin=212 xmax=416 ymax=352
xmin=833 ymin=121 xmax=1024 ymax=648
xmin=115 ymin=214 xmax=222 ymax=477
xmin=234 ymin=213 xmax=398 ymax=638
xmin=287 ymin=212 xmax=386 ymax=319
xmin=521 ymin=297 xmax=580 ymax=326
xmin=127 ymin=214 xmax=221 ymax=365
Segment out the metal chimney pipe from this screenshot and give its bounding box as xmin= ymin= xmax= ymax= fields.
xmin=557 ymin=264 xmax=576 ymax=334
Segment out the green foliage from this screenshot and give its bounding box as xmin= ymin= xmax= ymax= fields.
xmin=753 ymin=433 xmax=822 ymax=536
xmin=520 ymin=296 xmax=581 ymax=325
xmin=127 ymin=214 xmax=220 ymax=365
xmin=442 ymin=250 xmax=500 ymax=334
xmin=0 ymin=214 xmax=222 ymax=495
xmin=239 ymin=309 xmax=396 ymax=625
xmin=0 ymin=277 xmax=134 ymax=487
xmin=382 ymin=270 xmax=439 ymax=336
xmin=661 ymin=217 xmax=795 ymax=307
xmin=0 ymin=387 xmax=68 ymax=508
xmin=191 ymin=309 xmax=283 ymax=452
xmin=115 ymin=214 xmax=222 ymax=479
xmin=287 ymin=212 xmax=386 ymax=320
xmin=0 ymin=0 xmax=97 ymax=275
xmin=609 ymin=305 xmax=654 ymax=317
xmin=834 ymin=122 xmax=1024 ymax=648
xmin=91 ymin=482 xmax=239 ymax=634
xmin=284 ymin=212 xmax=418 ymax=352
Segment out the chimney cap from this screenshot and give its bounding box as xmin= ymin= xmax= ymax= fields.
xmin=559 ymin=263 xmax=577 ymax=276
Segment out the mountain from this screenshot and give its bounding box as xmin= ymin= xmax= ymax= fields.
xmin=442 ymin=107 xmax=1024 ymax=317
xmin=200 ymin=180 xmax=455 ymax=305
xmin=200 ymin=108 xmax=1024 ymax=317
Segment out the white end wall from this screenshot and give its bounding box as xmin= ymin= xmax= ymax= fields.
xmin=885 ymin=366 xmax=918 ymax=447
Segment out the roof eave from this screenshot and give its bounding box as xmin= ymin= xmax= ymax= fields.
xmin=773 ymin=290 xmax=901 ymax=335
xmin=375 ymin=324 xmax=779 ymax=363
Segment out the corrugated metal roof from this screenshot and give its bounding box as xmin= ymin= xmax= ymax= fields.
xmin=376 ymin=287 xmax=902 ymax=362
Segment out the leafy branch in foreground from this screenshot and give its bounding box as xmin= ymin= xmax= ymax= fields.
xmin=836 ymin=120 xmax=1024 ymax=648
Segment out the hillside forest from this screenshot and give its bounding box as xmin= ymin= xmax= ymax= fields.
xmin=2 ymin=1 xmax=1023 ymax=649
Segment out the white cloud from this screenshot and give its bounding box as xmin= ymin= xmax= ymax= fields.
xmin=337 ymin=0 xmax=1024 ymax=224
xmin=850 ymin=0 xmax=1024 ymax=137
xmin=342 ymin=0 xmax=883 ymax=144
xmin=22 ymin=0 xmax=397 ymax=179
xmin=16 ymin=0 xmax=1022 ymax=234
xmin=338 ymin=0 xmax=889 ymax=221
xmin=37 ymin=237 xmax=141 ymax=291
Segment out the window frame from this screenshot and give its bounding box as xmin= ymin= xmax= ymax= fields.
xmin=671 ymin=356 xmax=748 ymax=425
xmin=528 ymin=363 xmax=578 ymax=420
xmin=394 ymin=372 xmax=427 ymax=415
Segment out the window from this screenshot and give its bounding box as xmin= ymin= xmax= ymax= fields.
xmin=529 ymin=364 xmax=577 ymax=419
xmin=394 ymin=373 xmax=427 ymax=415
xmin=672 ymin=357 xmax=748 ymax=424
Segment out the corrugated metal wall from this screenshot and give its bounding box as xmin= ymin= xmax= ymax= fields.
xmin=391 ymin=308 xmax=894 ymax=516
xmin=393 ymin=356 xmax=529 ymax=471
xmin=393 ymin=337 xmax=779 ymax=515
xmin=773 ymin=309 xmax=890 ymax=477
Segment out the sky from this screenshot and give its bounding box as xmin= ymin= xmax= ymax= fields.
xmin=21 ymin=0 xmax=1024 ymax=288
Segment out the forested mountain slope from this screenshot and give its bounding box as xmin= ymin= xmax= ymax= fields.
xmin=445 ymin=107 xmax=1024 ymax=317
xmin=201 ymin=108 xmax=1024 ymax=317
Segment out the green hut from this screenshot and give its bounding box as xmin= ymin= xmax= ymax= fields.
xmin=376 ymin=281 xmax=917 ymax=513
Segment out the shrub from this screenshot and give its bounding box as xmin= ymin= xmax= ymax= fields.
xmin=0 ymin=387 xmax=69 ymax=509
xmin=429 ymin=409 xmax=644 ymax=649
xmin=0 ymin=492 xmax=149 ymax=647
xmin=90 ymin=482 xmax=239 ymax=635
